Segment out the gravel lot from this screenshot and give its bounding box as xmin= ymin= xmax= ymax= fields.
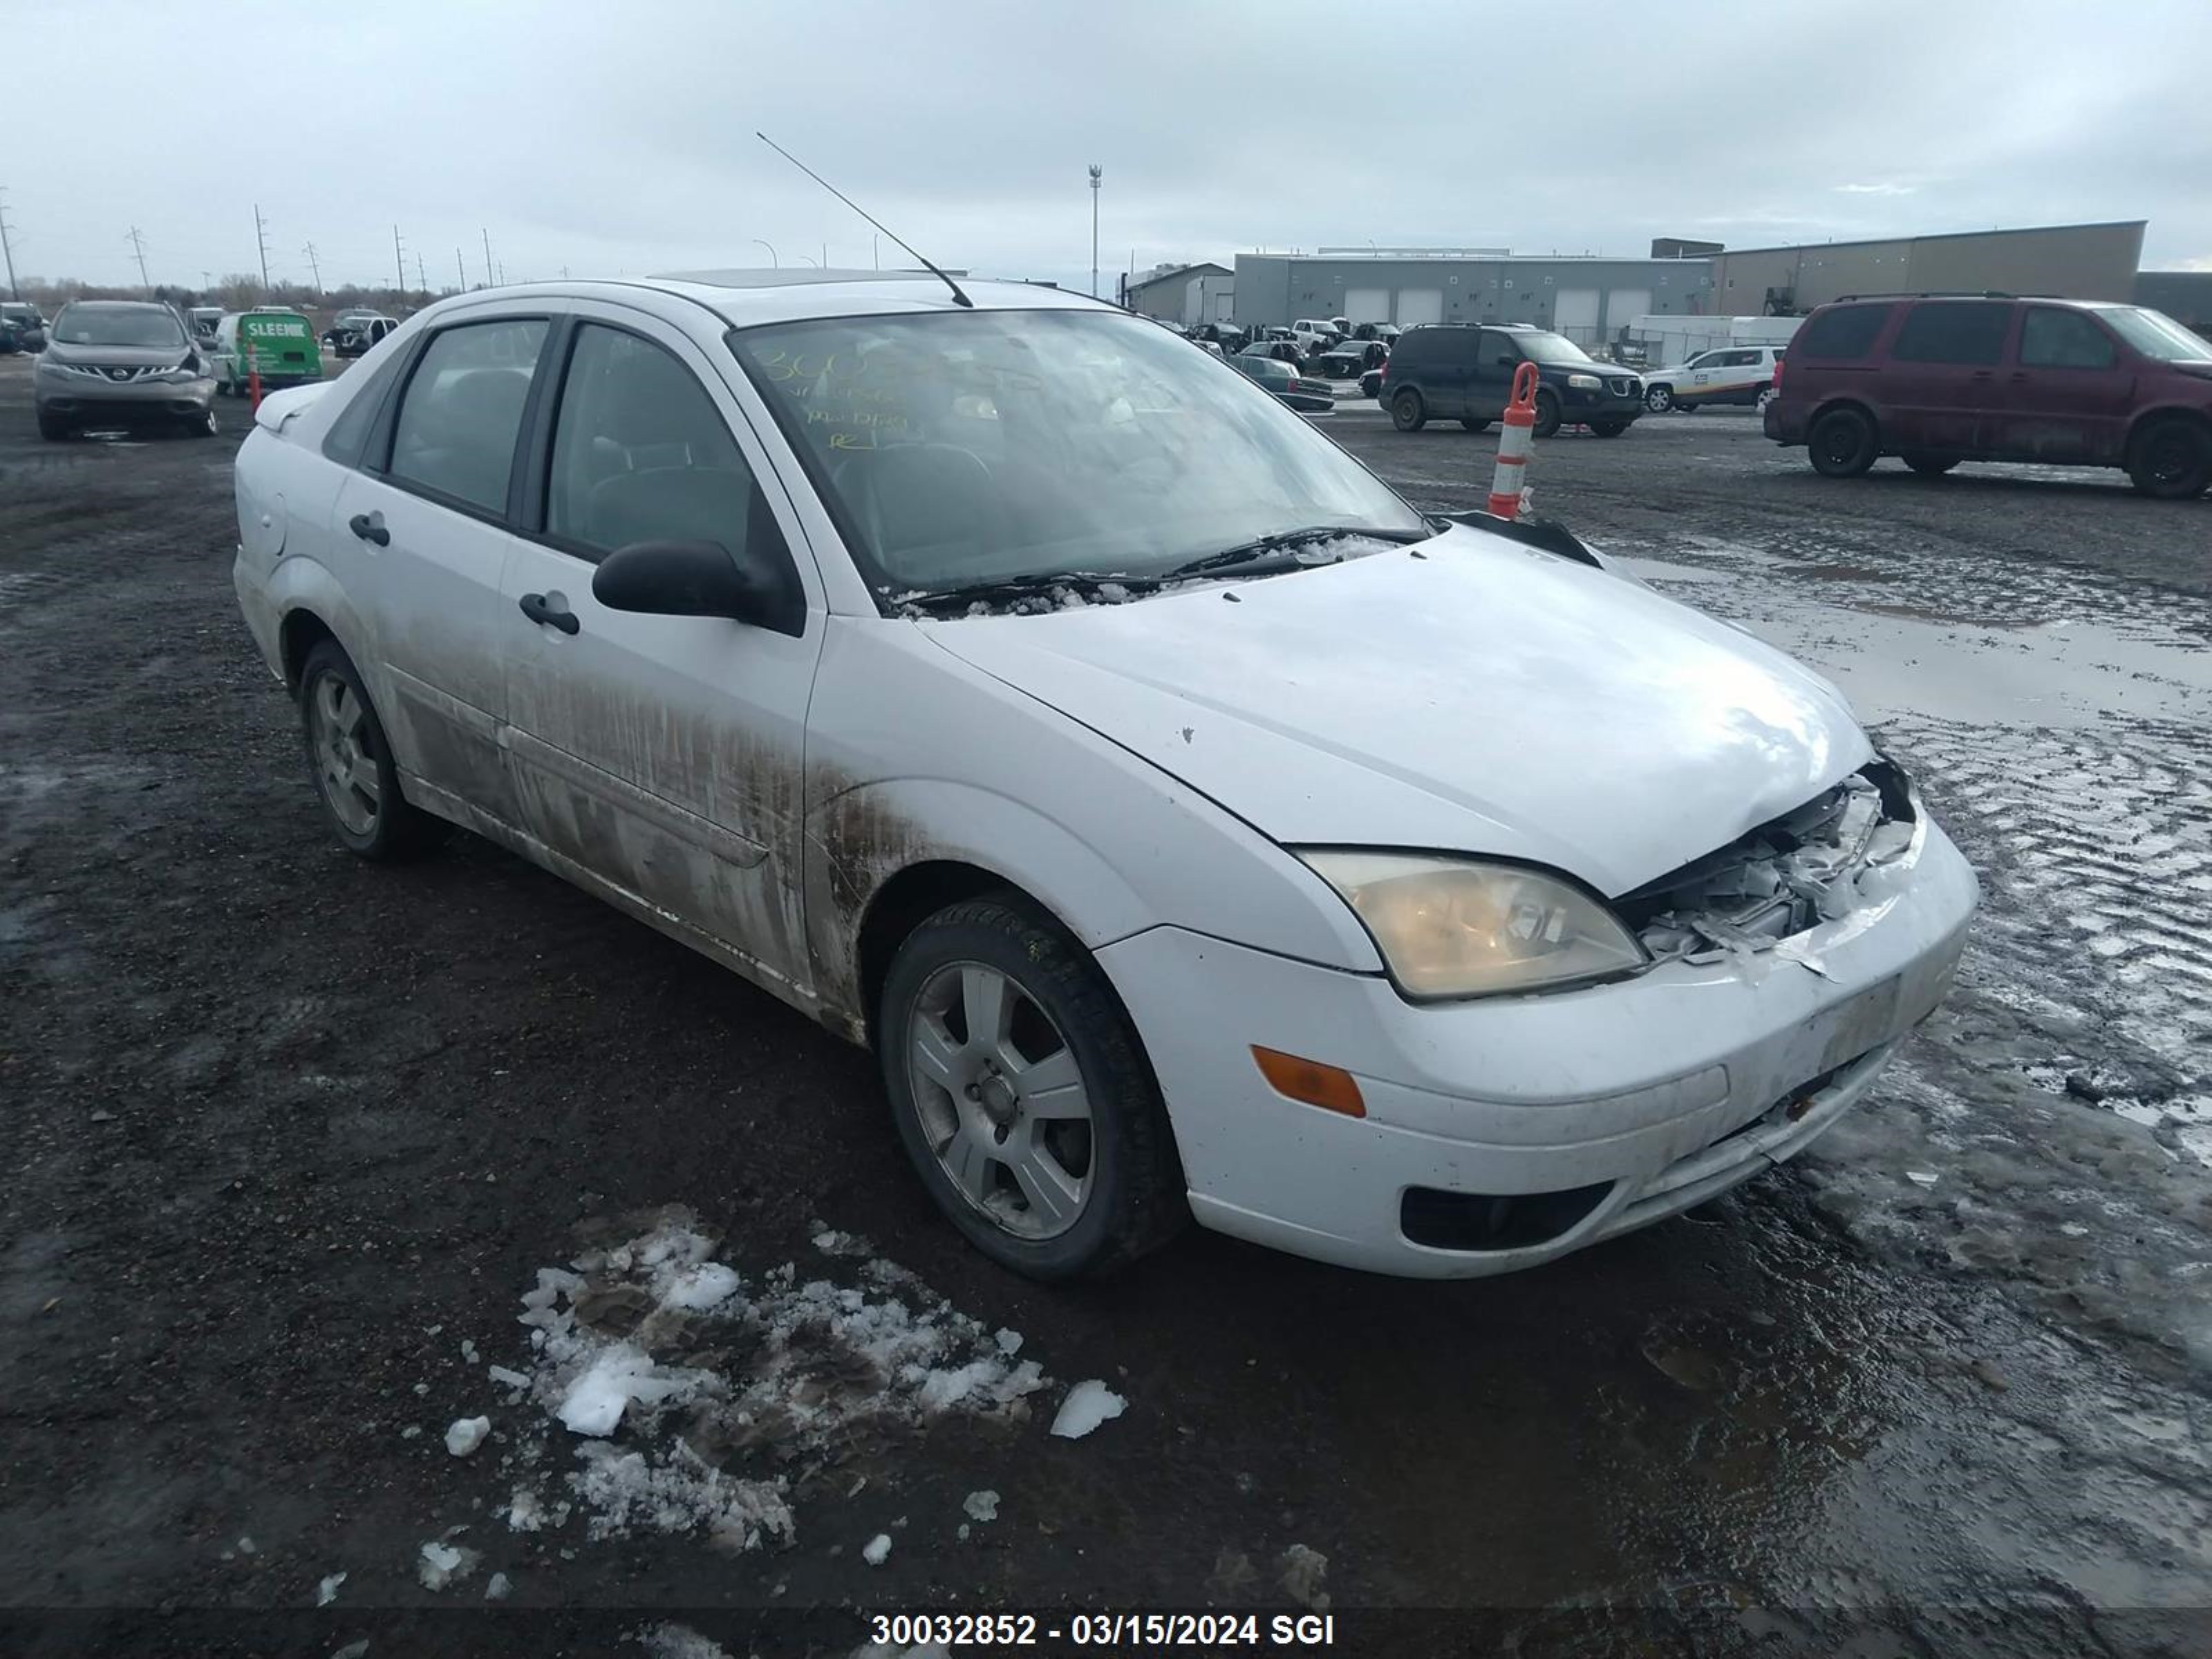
xmin=3 ymin=357 xmax=2209 ymax=1658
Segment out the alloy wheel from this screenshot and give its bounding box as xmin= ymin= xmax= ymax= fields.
xmin=906 ymin=961 xmax=1094 ymax=1240
xmin=309 ymin=672 xmax=381 ymax=836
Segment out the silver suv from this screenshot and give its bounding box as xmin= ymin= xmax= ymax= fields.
xmin=35 ymin=300 xmax=218 ymax=440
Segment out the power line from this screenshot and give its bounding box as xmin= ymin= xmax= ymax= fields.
xmin=126 ymin=225 xmax=151 ymax=292
xmin=254 ymin=203 xmax=272 ymax=290
xmin=303 ymin=241 xmax=321 ymax=294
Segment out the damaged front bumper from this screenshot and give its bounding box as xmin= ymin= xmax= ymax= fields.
xmin=1096 ymin=769 xmax=1978 ymax=1279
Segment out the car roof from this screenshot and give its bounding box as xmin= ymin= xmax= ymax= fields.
xmin=62 ymin=299 xmax=174 ymax=312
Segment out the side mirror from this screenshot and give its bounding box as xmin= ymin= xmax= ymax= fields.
xmin=592 ymin=537 xmax=803 ymax=636
xmin=1494 ymin=355 xmax=1516 ymax=366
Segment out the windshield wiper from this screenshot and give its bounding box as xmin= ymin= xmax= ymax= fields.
xmin=890 ymin=570 xmax=1150 ymax=615
xmin=1162 ymin=524 xmax=1427 ymax=580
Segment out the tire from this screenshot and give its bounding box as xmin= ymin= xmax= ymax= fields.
xmin=1644 ymin=384 xmax=1674 ymax=413
xmin=297 ymin=640 xmax=447 ymax=861
xmin=1902 ymin=452 xmax=1958 ymax=476
xmin=2126 ymin=417 xmax=2212 ymax=500
xmin=1391 ymin=389 xmax=1427 ymax=431
xmin=1459 ymin=418 xmax=1491 ymax=433
xmin=1588 ymin=419 xmax=1629 ymax=438
xmin=878 ymin=894 xmax=1186 ymax=1280
xmin=1530 ymin=390 xmax=1562 ymax=440
xmin=36 ymin=409 xmax=72 ymax=442
xmin=1756 ymin=387 xmax=1779 ymax=413
xmin=1808 ymin=406 xmax=1878 ymax=478
xmin=183 ymin=408 xmax=218 ymax=439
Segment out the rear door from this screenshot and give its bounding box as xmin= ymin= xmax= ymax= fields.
xmin=498 ymin=307 xmax=827 ymax=987
xmin=1464 ymin=328 xmax=1521 ymax=420
xmin=1881 ymin=301 xmax=2014 ymax=453
xmin=330 ymin=311 xmax=552 ymax=824
xmin=1988 ymin=306 xmax=2135 ymax=463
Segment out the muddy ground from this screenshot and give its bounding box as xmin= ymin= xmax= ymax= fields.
xmin=1 ymin=358 xmax=2209 ymax=1658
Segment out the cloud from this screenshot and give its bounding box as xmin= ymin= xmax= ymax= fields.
xmin=1836 ymin=183 xmax=1922 ymax=197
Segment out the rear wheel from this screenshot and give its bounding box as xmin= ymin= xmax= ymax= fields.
xmin=298 ymin=641 xmax=448 ymax=861
xmin=1808 ymin=406 xmax=1878 ymax=478
xmin=1459 ymin=418 xmax=1491 ymax=433
xmin=2126 ymin=417 xmax=2212 ymax=499
xmin=1391 ymin=389 xmax=1427 ymax=431
xmin=1644 ymin=384 xmax=1674 ymax=413
xmin=878 ymin=895 xmax=1185 ymax=1280
xmin=1902 ymin=451 xmax=1958 ymax=476
xmin=1588 ymin=419 xmax=1629 ymax=438
xmin=1530 ymin=391 xmax=1562 ymax=440
xmin=1756 ymin=386 xmax=1779 ymax=413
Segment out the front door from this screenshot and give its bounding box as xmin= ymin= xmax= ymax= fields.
xmin=1987 ymin=306 xmax=2135 ymax=465
xmin=500 ymin=312 xmax=825 ymax=990
xmin=1880 ymin=300 xmax=2014 ymax=453
xmin=1463 ymin=328 xmax=1520 ymax=421
xmin=332 ymin=312 xmax=552 ymax=825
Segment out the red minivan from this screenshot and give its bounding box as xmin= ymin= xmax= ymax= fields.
xmin=1764 ymin=293 xmax=2212 ymax=498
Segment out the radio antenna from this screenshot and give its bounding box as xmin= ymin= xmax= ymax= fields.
xmin=756 ymin=131 xmax=972 ymax=308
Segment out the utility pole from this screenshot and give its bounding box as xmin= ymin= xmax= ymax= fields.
xmin=302 ymin=241 xmax=321 ymax=294
xmin=126 ymin=225 xmax=151 ymax=292
xmin=456 ymin=247 xmax=465 ymax=292
xmin=393 ymin=225 xmax=406 ymax=299
xmin=0 ymin=188 xmax=20 ymax=300
xmin=253 ymin=203 xmax=272 ymax=290
xmin=482 ymin=228 xmax=494 ymax=289
xmin=415 ymin=252 xmax=427 ymax=294
xmin=1087 ymin=164 xmax=1102 ymax=299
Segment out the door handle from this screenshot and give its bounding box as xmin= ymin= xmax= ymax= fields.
xmin=518 ymin=592 xmax=580 ymax=635
xmin=348 ymin=511 xmax=389 ymax=546
xmin=1969 ymin=370 xmax=1993 ymax=379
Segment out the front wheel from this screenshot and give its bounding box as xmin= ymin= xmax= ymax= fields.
xmin=879 ymin=896 xmax=1185 ymax=1280
xmin=2127 ymin=418 xmax=2212 ymax=499
xmin=1644 ymin=384 xmax=1674 ymax=413
xmin=1391 ymin=389 xmax=1427 ymax=431
xmin=1530 ymin=391 xmax=1562 ymax=440
xmin=297 ymin=641 xmax=448 ymax=861
xmin=1588 ymin=419 xmax=1629 ymax=438
xmin=1902 ymin=451 xmax=1958 ymax=476
xmin=183 ymin=408 xmax=218 ymax=439
xmin=1808 ymin=406 xmax=1878 ymax=478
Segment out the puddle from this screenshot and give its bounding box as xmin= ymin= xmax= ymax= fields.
xmin=1614 ymin=550 xmax=2212 ymax=727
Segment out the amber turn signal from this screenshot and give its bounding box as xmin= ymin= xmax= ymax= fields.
xmin=1251 ymin=1046 xmax=1366 ymax=1118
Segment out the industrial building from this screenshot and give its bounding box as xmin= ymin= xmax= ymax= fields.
xmin=1704 ymin=221 xmax=2146 ymax=315
xmin=1120 ymin=261 xmax=1234 ymax=326
xmin=1231 ymin=250 xmax=1709 ymax=345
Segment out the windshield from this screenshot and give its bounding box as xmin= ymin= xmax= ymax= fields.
xmin=1512 ymin=331 xmax=1595 ymax=365
xmin=732 ymin=308 xmax=1424 ymax=601
xmin=53 ymin=306 xmax=185 ymax=348
xmin=2094 ymin=306 xmax=2211 ymax=362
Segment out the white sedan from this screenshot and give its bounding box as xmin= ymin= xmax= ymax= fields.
xmin=231 ymin=272 xmax=1977 ymax=1280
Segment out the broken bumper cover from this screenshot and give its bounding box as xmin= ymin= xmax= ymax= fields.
xmin=1097 ymin=818 xmax=1976 ymax=1278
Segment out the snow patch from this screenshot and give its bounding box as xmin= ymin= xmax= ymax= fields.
xmin=444 ymin=1415 xmax=489 ymax=1456
xmin=416 ymin=1539 xmax=479 ymax=1591
xmin=862 ymin=1531 xmax=892 ymax=1566
xmin=491 ymin=1207 xmax=1047 ymax=1551
xmin=632 ymin=1622 xmax=735 ymax=1659
xmin=1049 ymin=1379 xmax=1126 ymax=1438
xmin=315 ymin=1571 xmax=346 ymax=1606
xmin=962 ymin=1488 xmax=1000 ymax=1522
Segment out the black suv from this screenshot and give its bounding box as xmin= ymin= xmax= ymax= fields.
xmin=1380 ymin=324 xmax=1644 ymax=438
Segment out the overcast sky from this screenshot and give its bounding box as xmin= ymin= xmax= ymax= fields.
xmin=6 ymin=0 xmax=2211 ymax=297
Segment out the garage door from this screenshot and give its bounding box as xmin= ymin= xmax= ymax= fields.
xmin=1604 ymin=288 xmax=1651 ymax=332
xmin=1554 ymin=288 xmax=1601 ymax=343
xmin=1345 ymin=287 xmax=1390 ymax=324
xmin=1395 ymin=288 xmax=1443 ymax=327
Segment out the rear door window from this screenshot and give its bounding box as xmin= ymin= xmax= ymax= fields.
xmin=2019 ymin=308 xmax=2119 ymax=369
xmin=1792 ymin=303 xmax=1893 ymax=359
xmin=386 ymin=319 xmax=548 ymax=514
xmin=1891 ymin=302 xmax=2012 ymax=366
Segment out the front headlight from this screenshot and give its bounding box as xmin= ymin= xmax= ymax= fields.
xmin=1566 ymin=373 xmax=1602 ymax=391
xmin=160 ymin=357 xmax=206 ymax=382
xmin=1299 ymin=852 xmax=1647 ymax=999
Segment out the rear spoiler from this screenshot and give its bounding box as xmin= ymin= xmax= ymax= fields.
xmin=252 ymin=380 xmax=332 ymax=435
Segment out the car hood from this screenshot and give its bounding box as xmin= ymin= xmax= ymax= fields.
xmin=44 ymin=341 xmax=192 ymax=368
xmin=918 ymin=524 xmax=1871 ymax=897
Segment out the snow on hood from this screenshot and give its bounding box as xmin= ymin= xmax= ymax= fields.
xmin=921 ymin=523 xmax=1871 ymax=897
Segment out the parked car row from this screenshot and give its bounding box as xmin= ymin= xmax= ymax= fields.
xmin=1 ymin=301 xmax=49 ymax=353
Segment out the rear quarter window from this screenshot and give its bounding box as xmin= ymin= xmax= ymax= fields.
xmin=1792 ymin=304 xmax=1894 ymax=360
